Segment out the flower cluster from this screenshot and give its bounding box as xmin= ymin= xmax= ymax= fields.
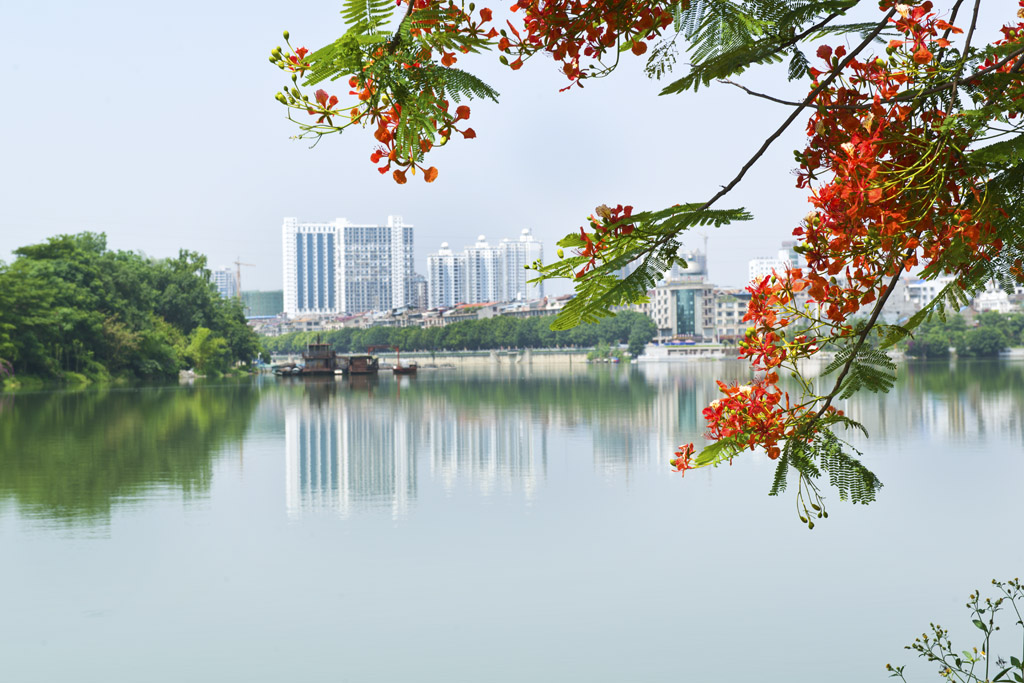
xmin=701 ymin=374 xmax=837 ymax=461
xmin=572 ymin=204 xmax=635 ymax=278
xmin=670 ymin=443 xmax=695 ymax=476
xmin=497 ymin=0 xmax=676 ymax=87
xmin=675 ymin=1 xmax=1013 ymax=476
xmin=270 ymin=1 xmax=498 ymax=184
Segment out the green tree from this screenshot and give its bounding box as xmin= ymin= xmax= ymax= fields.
xmin=0 ymin=233 xmax=262 ymax=384
xmin=958 ymin=326 xmax=1008 ymax=358
xmin=184 ymin=327 xmax=230 ymax=375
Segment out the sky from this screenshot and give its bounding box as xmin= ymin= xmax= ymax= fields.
xmin=0 ymin=1 xmax=1011 ymax=294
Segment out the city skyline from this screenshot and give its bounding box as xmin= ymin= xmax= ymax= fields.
xmin=428 ymin=229 xmax=543 ymax=308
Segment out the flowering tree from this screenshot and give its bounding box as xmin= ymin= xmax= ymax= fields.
xmin=271 ymin=0 xmax=1024 ymax=523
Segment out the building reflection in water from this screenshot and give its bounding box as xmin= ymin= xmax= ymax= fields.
xmin=428 ymin=407 xmax=546 ymax=499
xmin=843 ymin=360 xmax=1024 ymax=443
xmin=281 ymin=370 xmax=671 ymax=517
xmin=285 ymin=389 xmax=417 ymax=519
xmin=278 ymin=361 xmax=1024 ymax=520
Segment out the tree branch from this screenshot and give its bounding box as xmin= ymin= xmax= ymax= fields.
xmin=719 ymin=45 xmax=1024 ymax=111
xmin=700 ymin=8 xmax=897 ymax=213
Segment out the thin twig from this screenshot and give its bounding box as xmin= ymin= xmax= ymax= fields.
xmin=719 ymin=45 xmax=1024 ymax=111
xmin=388 ymin=0 xmax=417 ymax=51
xmin=945 ymin=0 xmax=983 ymax=116
xmin=809 ymin=261 xmax=907 ymax=424
xmin=700 ymin=8 xmax=897 ymax=213
xmin=783 ymin=9 xmax=848 ymax=49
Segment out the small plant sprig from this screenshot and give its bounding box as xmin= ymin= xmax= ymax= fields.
xmin=887 ymin=578 xmax=1024 ymax=682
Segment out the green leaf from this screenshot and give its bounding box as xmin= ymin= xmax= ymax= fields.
xmin=694 ymin=440 xmax=738 ymax=467
xmin=972 ymin=618 xmax=987 ymax=631
xmin=969 ymin=133 xmax=1024 ymax=167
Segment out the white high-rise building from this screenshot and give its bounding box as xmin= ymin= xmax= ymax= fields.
xmin=283 ymin=218 xmax=342 ymax=316
xmin=465 ymin=235 xmax=502 ymax=304
xmin=499 ymin=228 xmax=544 ymax=301
xmin=211 ymin=266 xmax=237 ymax=299
xmin=748 ymin=248 xmax=794 ymax=284
xmin=282 ymin=216 xmax=414 ymax=316
xmin=339 ymin=215 xmax=414 ymax=314
xmin=409 ymin=273 xmax=428 ymax=310
xmin=427 ymin=242 xmax=467 ymax=308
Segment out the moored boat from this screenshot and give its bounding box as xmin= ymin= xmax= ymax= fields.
xmin=345 ymin=354 xmax=379 ymax=375
xmin=301 ymin=339 xmax=339 ymax=376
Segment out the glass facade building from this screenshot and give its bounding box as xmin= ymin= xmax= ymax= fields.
xmin=241 ymin=290 xmax=284 ymax=317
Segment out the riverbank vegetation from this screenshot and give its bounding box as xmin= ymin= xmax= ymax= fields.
xmin=0 ymin=233 xmax=263 ymax=386
xmin=263 ymin=310 xmax=656 ymax=356
xmin=905 ymin=311 xmax=1024 ymax=360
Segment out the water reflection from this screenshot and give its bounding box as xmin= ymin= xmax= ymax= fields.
xmin=281 ymin=370 xmax=660 ymax=516
xmin=5 ymin=360 xmax=1023 ymax=527
xmin=427 ymin=408 xmax=545 ymax=498
xmin=844 ymin=360 xmax=1024 ymax=442
xmin=284 ymin=384 xmax=418 ymax=518
xmin=0 ymin=384 xmax=259 ymax=527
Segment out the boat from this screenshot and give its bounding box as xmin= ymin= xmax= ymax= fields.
xmin=273 ymin=362 xmax=303 ymax=376
xmin=301 ymin=339 xmax=339 ymax=376
xmin=345 ymin=354 xmax=379 ymax=375
xmin=368 ymin=345 xmax=417 ymax=375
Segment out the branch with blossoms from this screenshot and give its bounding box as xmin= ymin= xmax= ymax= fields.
xmin=662 ymin=0 xmax=1023 ymax=525
xmin=275 ymin=0 xmax=1024 ymax=523
xmin=269 ymin=1 xmax=499 ymax=183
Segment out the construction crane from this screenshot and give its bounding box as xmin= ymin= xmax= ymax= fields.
xmin=233 ymin=258 xmax=255 ymax=300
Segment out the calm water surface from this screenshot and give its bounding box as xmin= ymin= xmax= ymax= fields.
xmin=1 ymin=361 xmax=1022 ymax=682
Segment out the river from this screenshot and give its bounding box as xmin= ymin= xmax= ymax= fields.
xmin=1 ymin=360 xmax=1022 ymax=681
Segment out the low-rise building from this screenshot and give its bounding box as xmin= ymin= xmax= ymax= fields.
xmin=714 ymin=290 xmax=752 ymax=340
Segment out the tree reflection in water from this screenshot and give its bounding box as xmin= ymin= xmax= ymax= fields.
xmin=0 ymin=384 xmax=259 ymax=527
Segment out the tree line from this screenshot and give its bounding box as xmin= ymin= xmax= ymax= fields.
xmin=263 ymin=310 xmax=657 ymax=357
xmin=0 ymin=233 xmax=263 ymax=384
xmin=905 ymin=311 xmax=1024 ymax=359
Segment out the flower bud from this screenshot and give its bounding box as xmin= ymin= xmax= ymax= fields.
xmin=283 ymin=30 xmax=290 ymax=40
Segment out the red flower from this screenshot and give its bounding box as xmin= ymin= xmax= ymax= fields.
xmin=670 ymin=443 xmax=696 ymax=477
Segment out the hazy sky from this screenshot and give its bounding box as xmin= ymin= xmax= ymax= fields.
xmin=1 ymin=1 xmax=1010 ymax=294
